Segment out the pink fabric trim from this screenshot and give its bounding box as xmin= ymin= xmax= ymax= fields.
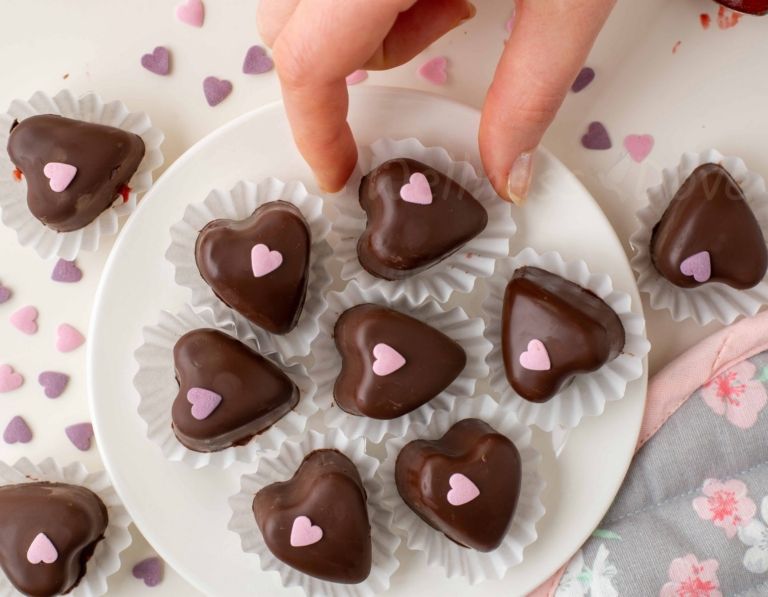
xmin=527 ymin=310 xmax=768 ymax=597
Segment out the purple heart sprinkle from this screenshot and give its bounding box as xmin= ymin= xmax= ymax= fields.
xmin=141 ymin=46 xmax=171 ymax=76
xmin=243 ymin=45 xmax=274 ymax=75
xmin=51 ymin=259 xmax=83 ymax=283
xmin=203 ymin=76 xmax=233 ymax=107
xmin=0 ymin=285 xmax=11 ymax=304
xmin=38 ymin=371 xmax=70 ymax=399
xmin=571 ymin=67 xmax=595 ymax=93
xmin=4 ymin=416 xmax=32 ymax=444
xmin=581 ymin=121 xmax=612 ymax=150
xmin=132 ymin=557 xmax=164 ymax=587
xmin=65 ymin=422 xmax=94 ymax=451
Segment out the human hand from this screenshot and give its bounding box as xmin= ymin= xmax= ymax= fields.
xmin=259 ymin=0 xmax=615 ymax=203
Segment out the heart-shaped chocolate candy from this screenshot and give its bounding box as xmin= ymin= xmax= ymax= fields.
xmin=7 ymin=114 xmax=145 ymax=232
xmin=357 ymin=158 xmax=487 ymax=280
xmin=195 ymin=201 xmax=311 ymax=334
xmin=0 ymin=482 xmax=108 ymax=596
xmin=172 ymin=329 xmax=299 ymax=452
xmin=253 ymin=449 xmax=372 ymax=583
xmin=395 ymin=419 xmax=521 ymax=552
xmin=334 ymin=304 xmax=466 ymax=419
xmin=502 ymin=267 xmax=625 ymax=403
xmin=651 ymin=163 xmax=767 ymax=289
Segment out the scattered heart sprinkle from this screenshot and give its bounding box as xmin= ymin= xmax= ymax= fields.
xmin=176 ymin=0 xmax=204 ymax=27
xmin=203 ymin=76 xmax=233 ymax=107
xmin=56 ymin=324 xmax=85 ymax=353
xmin=51 ymin=259 xmax=82 ymax=283
xmin=571 ymin=67 xmax=595 ymax=93
xmin=0 ymin=284 xmax=11 ymax=304
xmin=141 ymin=46 xmax=171 ymax=76
xmin=243 ymin=45 xmax=273 ymax=74
xmin=10 ymin=305 xmax=38 ymax=335
xmin=0 ymin=365 xmax=23 ymax=393
xmin=65 ymin=422 xmax=94 ymax=451
xmin=581 ymin=121 xmax=612 ymax=151
xmin=38 ymin=371 xmax=70 ymax=399
xmin=133 ymin=557 xmax=164 ymax=587
xmin=624 ymin=134 xmax=655 ymax=163
xmin=418 ymin=56 xmax=448 ymax=86
xmin=3 ymin=416 xmax=32 ymax=444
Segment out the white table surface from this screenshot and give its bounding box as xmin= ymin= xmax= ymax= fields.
xmin=1 ymin=0 xmax=765 ymax=594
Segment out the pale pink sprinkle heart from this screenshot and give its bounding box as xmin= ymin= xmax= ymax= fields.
xmin=447 ymin=473 xmax=480 ymax=506
xmin=243 ymin=45 xmax=274 ymax=74
xmin=0 ymin=365 xmax=23 ymax=393
xmin=418 ymin=56 xmax=448 ymax=85
xmin=623 ymin=134 xmax=654 ymax=163
xmin=251 ymin=243 xmax=283 ymax=277
xmin=141 ymin=46 xmax=171 ymax=76
xmin=10 ymin=305 xmax=38 ymax=335
xmin=399 ymin=172 xmax=433 ymax=205
xmin=519 ymin=339 xmax=551 ymax=371
xmin=65 ymin=422 xmax=94 ymax=451
xmin=38 ymin=371 xmax=69 ymax=399
xmin=187 ymin=387 xmax=222 ymax=420
xmin=203 ymin=76 xmax=233 ymax=107
xmin=27 ymin=533 xmax=57 ymax=564
xmin=43 ymin=162 xmax=77 ymax=192
xmin=56 ymin=324 xmax=85 ymax=353
xmin=176 ymin=0 xmax=204 ymax=27
xmin=346 ymin=70 xmax=368 ymax=85
xmin=372 ymin=343 xmax=406 ymax=376
xmin=290 ymin=516 xmax=323 ymax=547
xmin=3 ymin=415 xmax=32 ymax=443
xmin=680 ymin=251 xmax=712 ymax=283
xmin=51 ymin=259 xmax=83 ymax=283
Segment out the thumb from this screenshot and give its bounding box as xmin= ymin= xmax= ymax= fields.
xmin=479 ymin=0 xmax=615 ymax=203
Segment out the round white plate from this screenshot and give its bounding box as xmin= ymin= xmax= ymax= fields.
xmin=88 ymin=87 xmax=648 ymax=596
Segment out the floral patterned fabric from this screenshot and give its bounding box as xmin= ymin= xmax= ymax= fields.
xmin=554 ymin=354 xmax=768 ymax=596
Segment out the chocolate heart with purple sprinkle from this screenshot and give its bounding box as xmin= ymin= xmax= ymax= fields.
xmin=51 ymin=259 xmax=82 ymax=283
xmin=3 ymin=416 xmax=32 ymax=444
xmin=65 ymin=423 xmax=94 ymax=451
xmin=581 ymin=121 xmax=612 ymax=150
xmin=141 ymin=46 xmax=171 ymax=76
xmin=132 ymin=557 xmax=164 ymax=587
xmin=203 ymin=76 xmax=233 ymax=107
xmin=38 ymin=371 xmax=70 ymax=398
xmin=243 ymin=45 xmax=273 ymax=74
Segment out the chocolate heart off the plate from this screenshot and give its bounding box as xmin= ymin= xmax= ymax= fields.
xmin=7 ymin=114 xmax=145 ymax=232
xmin=650 ymin=163 xmax=768 ymax=289
xmin=333 ymin=304 xmax=467 ymax=420
xmin=172 ymin=329 xmax=299 ymax=452
xmin=395 ymin=419 xmax=521 ymax=552
xmin=357 ymin=158 xmax=488 ymax=280
xmin=252 ymin=449 xmax=372 ymax=583
xmin=0 ymin=482 xmax=108 ymax=596
xmin=502 ymin=267 xmax=625 ymax=403
xmin=195 ymin=201 xmax=311 ymax=334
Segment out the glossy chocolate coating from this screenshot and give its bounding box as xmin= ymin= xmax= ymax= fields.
xmin=195 ymin=201 xmax=311 ymax=335
xmin=357 ymin=158 xmax=488 ymax=280
xmin=0 ymin=482 xmax=108 ymax=597
xmin=253 ymin=449 xmax=372 ymax=584
xmin=7 ymin=114 xmax=145 ymax=232
xmin=172 ymin=329 xmax=299 ymax=452
xmin=395 ymin=419 xmax=521 ymax=552
xmin=714 ymin=0 xmax=768 ymax=15
xmin=502 ymin=267 xmax=625 ymax=403
xmin=650 ymin=163 xmax=767 ymax=289
xmin=333 ymin=304 xmax=466 ymax=419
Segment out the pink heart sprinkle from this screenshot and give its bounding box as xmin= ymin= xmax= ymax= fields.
xmin=0 ymin=365 xmax=23 ymax=393
xmin=51 ymin=259 xmax=83 ymax=283
xmin=623 ymin=134 xmax=654 ymax=163
xmin=372 ymin=343 xmax=406 ymax=376
xmin=133 ymin=557 xmax=164 ymax=587
xmin=418 ymin=56 xmax=448 ymax=85
xmin=187 ymin=387 xmax=222 ymax=420
xmin=43 ymin=162 xmax=77 ymax=192
xmin=399 ymin=172 xmax=433 ymax=205
xmin=346 ymin=70 xmax=368 ymax=86
xmin=447 ymin=473 xmax=480 ymax=506
xmin=65 ymin=422 xmax=94 ymax=451
xmin=251 ymin=243 xmax=283 ymax=277
xmin=176 ymin=0 xmax=204 ymax=27
xmin=27 ymin=533 xmax=57 ymax=565
xmin=203 ymin=76 xmax=232 ymax=107
xmin=38 ymin=371 xmax=69 ymax=399
xmin=243 ymin=45 xmax=274 ymax=74
xmin=4 ymin=415 xmax=32 ymax=443
xmin=10 ymin=305 xmax=38 ymax=335
xmin=290 ymin=516 xmax=323 ymax=547
xmin=141 ymin=46 xmax=171 ymax=76
xmin=56 ymin=324 xmax=85 ymax=353
xmin=519 ymin=339 xmax=552 ymax=371
xmin=680 ymin=251 xmax=712 ymax=283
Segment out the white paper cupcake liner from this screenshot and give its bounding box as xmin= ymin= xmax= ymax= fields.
xmin=483 ymin=248 xmax=650 ymax=431
xmin=0 ymin=458 xmax=132 ymax=597
xmin=629 ymin=149 xmax=768 ymax=325
xmin=312 ymin=281 xmax=491 ymax=443
xmin=380 ymin=394 xmax=545 ymax=584
xmin=331 ymin=138 xmax=513 ymax=304
xmin=0 ymin=89 xmax=164 ymax=260
xmin=166 ymin=178 xmax=333 ymax=360
xmin=228 ymin=429 xmax=400 ymax=597
xmin=133 ymin=306 xmax=318 ymax=469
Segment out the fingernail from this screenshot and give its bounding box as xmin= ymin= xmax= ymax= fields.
xmin=506 ymin=151 xmax=535 ymax=205
xmin=460 ymin=2 xmax=477 ymax=23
